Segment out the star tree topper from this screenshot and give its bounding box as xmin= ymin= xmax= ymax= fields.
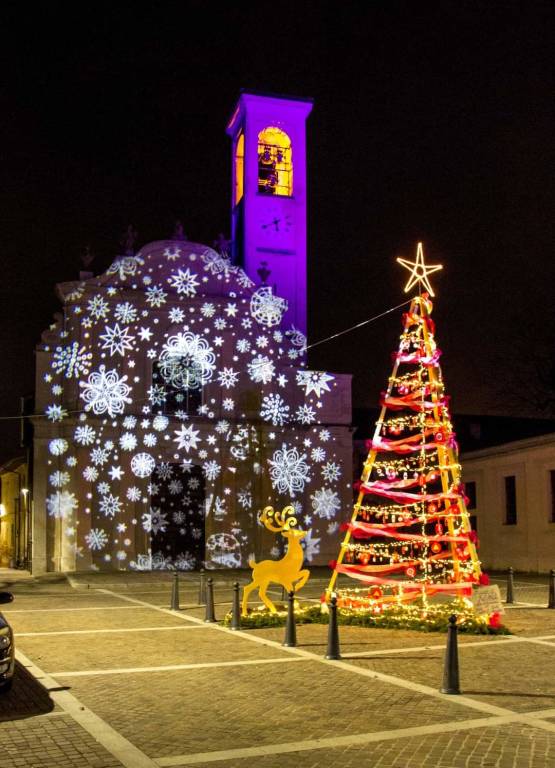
xmin=397 ymin=242 xmax=443 ymax=297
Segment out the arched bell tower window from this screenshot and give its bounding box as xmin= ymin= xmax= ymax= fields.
xmin=152 ymin=357 xmax=203 ymax=416
xmin=234 ymin=133 xmax=244 ymax=205
xmin=257 ymin=127 xmax=293 ymax=196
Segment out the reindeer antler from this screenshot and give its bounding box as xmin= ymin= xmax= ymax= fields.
xmin=259 ymin=505 xmax=298 ymax=533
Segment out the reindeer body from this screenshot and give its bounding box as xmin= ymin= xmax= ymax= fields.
xmin=241 ymin=506 xmax=310 ymax=615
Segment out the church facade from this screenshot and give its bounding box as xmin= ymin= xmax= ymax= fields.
xmin=30 ymin=93 xmax=352 ymax=574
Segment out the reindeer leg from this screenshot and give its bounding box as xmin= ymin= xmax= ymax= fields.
xmin=258 ymin=582 xmax=277 ymax=613
xmin=241 ymin=581 xmax=257 ymax=617
xmin=294 ymin=569 xmax=310 ymax=592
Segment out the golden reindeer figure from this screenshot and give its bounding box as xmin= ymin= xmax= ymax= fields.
xmin=241 ymin=505 xmax=310 ymax=616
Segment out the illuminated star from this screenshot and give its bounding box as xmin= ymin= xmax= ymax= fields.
xmin=397 ymin=242 xmax=443 ymax=297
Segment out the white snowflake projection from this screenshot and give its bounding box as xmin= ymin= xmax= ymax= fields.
xmin=249 ymin=286 xmax=288 ymax=327
xmin=296 ymin=370 xmax=334 ymax=397
xmin=164 ymin=246 xmax=181 ymax=261
xmin=268 ymin=443 xmax=311 ymax=497
xmin=45 ymin=404 xmax=67 ymax=422
xmin=217 ymin=367 xmax=239 ymax=389
xmin=174 ymin=552 xmax=196 ymax=570
xmin=46 ymin=491 xmax=78 ymax=519
xmin=286 ymin=326 xmax=307 ymax=350
xmin=321 ymin=462 xmax=342 ymax=482
xmin=90 ymin=447 xmax=110 ymax=466
xmin=260 ymin=393 xmax=290 ymax=426
xmin=126 ymin=486 xmax=142 ymax=502
xmin=114 ymin=302 xmax=138 ymax=324
xmin=141 ymin=508 xmax=168 ymax=534
xmin=49 ymin=471 xmax=70 ymax=487
xmin=52 ymin=342 xmax=92 ymax=378
xmin=152 ymin=415 xmax=169 ymax=431
xmin=106 ymin=254 xmax=144 ymax=280
xmin=158 ymin=332 xmax=215 ymax=389
xmin=295 ymin=404 xmax=316 ymax=424
xmin=168 ymin=267 xmax=199 ymax=296
xmin=200 ymin=302 xmax=216 ymax=317
xmin=119 ymin=432 xmax=138 ymax=451
xmin=99 ymin=494 xmax=122 ymax=518
xmin=99 ymin=324 xmax=135 ymax=357
xmin=85 ymin=528 xmax=109 ymax=551
xmin=205 ymin=533 xmax=242 ymax=568
xmin=83 ymin=466 xmax=99 ymax=482
xmin=247 ymin=355 xmax=275 ymax=384
xmin=201 ymin=249 xmax=235 ymax=276
xmin=301 ymin=529 xmax=321 ymax=562
xmin=145 ymin=285 xmax=167 ymax=307
xmin=311 ymin=488 xmax=341 ymax=520
xmin=173 ymin=424 xmax=201 ymax=452
xmin=49 ymin=438 xmax=69 ymax=455
xmin=87 ymin=295 xmax=109 ymax=319
xmin=74 ymin=425 xmax=96 ymax=445
xmin=203 ymin=460 xmax=221 ymax=482
xmin=156 ymin=462 xmax=173 ymax=480
xmin=80 ymin=366 xmax=132 ymax=417
xmin=130 ymin=452 xmax=156 ymax=478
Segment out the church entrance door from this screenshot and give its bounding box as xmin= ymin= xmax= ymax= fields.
xmin=149 ymin=464 xmax=205 ymax=570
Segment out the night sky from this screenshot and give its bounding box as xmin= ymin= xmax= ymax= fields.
xmin=1 ymin=2 xmax=553 ymax=462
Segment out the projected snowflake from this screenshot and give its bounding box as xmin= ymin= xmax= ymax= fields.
xmin=39 ymin=240 xmax=348 ymax=572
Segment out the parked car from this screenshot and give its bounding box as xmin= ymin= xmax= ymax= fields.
xmin=0 ymin=592 xmax=14 ymax=692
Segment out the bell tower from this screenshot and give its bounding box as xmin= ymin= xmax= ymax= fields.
xmin=226 ymin=91 xmax=313 ymax=335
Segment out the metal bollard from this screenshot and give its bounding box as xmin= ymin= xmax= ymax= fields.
xmin=325 ymin=594 xmax=341 ymax=660
xmin=283 ymin=591 xmax=297 ymax=647
xmin=204 ymin=577 xmax=216 ymax=623
xmin=170 ymin=570 xmax=180 ymax=611
xmin=506 ymin=567 xmax=515 ymax=604
xmin=440 ymin=615 xmax=461 ymax=694
xmin=231 ymin=582 xmax=241 ymax=630
xmin=198 ymin=568 xmax=207 ymax=605
xmin=548 ymin=569 xmax=555 ymax=610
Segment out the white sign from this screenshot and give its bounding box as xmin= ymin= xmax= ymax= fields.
xmin=472 ymin=584 xmax=504 ymax=615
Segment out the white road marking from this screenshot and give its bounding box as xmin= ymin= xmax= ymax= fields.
xmin=5 ymin=605 xmax=148 ymax=613
xmin=15 ymin=625 xmax=209 ymax=637
xmin=154 ymin=708 xmax=555 ymax=766
xmin=343 ymin=634 xmax=555 ymax=658
xmin=16 ymin=649 xmax=159 ymax=768
xmin=50 ymin=656 xmax=310 ymax=678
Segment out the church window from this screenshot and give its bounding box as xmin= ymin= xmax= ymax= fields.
xmin=234 ymin=133 xmax=244 ymax=205
xmin=257 ymin=127 xmax=292 ymax=196
xmin=152 ymin=358 xmax=203 ymax=416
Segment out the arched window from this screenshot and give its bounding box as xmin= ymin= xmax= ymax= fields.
xmin=234 ymin=133 xmax=244 ymax=205
xmin=152 ymin=357 xmax=203 ymax=415
xmin=257 ymin=127 xmax=293 ymax=196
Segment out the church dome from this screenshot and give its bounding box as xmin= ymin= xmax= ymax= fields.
xmin=81 ymin=240 xmax=256 ymax=300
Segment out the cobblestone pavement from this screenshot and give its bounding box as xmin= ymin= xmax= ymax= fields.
xmin=1 ymin=570 xmax=555 ymax=767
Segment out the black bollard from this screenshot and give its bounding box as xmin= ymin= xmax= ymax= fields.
xmin=440 ymin=614 xmax=461 ymax=694
xmin=204 ymin=577 xmax=216 ymax=623
xmin=283 ymin=591 xmax=297 ymax=647
xmin=170 ymin=570 xmax=180 ymax=611
xmin=198 ymin=568 xmax=207 ymax=605
xmin=231 ymin=582 xmax=241 ymax=630
xmin=548 ymin=570 xmax=555 ymax=610
xmin=325 ymin=594 xmax=341 ymax=660
xmin=506 ymin=567 xmax=515 ymax=604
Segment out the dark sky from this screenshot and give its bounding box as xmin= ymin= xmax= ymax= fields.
xmin=1 ymin=1 xmax=554 ymax=461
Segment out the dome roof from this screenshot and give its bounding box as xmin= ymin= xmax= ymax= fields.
xmin=100 ymin=240 xmax=256 ymax=298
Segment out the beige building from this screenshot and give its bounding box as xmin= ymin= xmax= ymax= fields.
xmin=0 ymin=457 xmax=30 ymax=569
xmin=462 ymin=433 xmax=555 ymax=573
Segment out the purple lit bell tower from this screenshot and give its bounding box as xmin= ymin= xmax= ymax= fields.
xmin=226 ymin=92 xmax=313 ymax=335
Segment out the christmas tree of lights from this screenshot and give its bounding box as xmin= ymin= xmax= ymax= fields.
xmin=327 ymin=244 xmax=483 ymax=613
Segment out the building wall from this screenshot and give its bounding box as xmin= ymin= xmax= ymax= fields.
xmin=462 ymin=435 xmax=555 ymax=572
xmin=32 ymin=240 xmax=352 ymax=574
xmin=0 ymin=461 xmax=29 ymax=568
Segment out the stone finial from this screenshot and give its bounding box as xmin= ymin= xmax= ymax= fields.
xmin=121 ymin=225 xmax=138 ymax=256
xmin=80 ymin=244 xmax=94 ymax=268
xmin=257 ymin=261 xmax=271 ymax=285
xmin=173 ymin=221 xmax=187 ymax=241
xmin=213 ymin=233 xmax=231 ymax=253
